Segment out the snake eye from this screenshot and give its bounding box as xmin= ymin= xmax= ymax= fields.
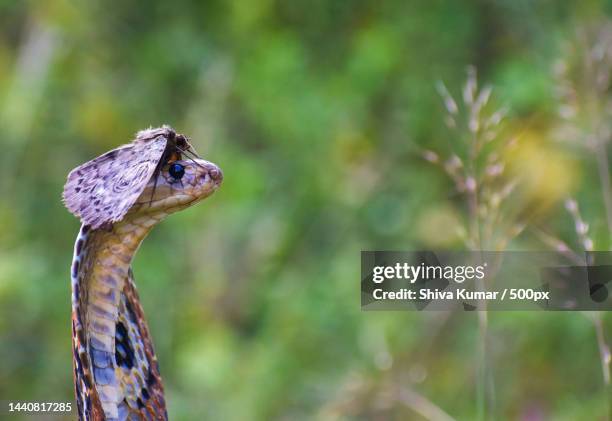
xmin=169 ymin=163 xmax=185 ymax=179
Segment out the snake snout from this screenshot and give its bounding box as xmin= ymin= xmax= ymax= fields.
xmin=201 ymin=162 xmax=223 ymax=184
xmin=209 ymin=167 xmax=223 ymax=182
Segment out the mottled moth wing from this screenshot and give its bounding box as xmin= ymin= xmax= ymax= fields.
xmin=63 ymin=136 xmax=167 ymax=229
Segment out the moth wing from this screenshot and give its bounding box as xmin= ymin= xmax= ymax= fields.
xmin=63 ymin=137 xmax=167 ymax=229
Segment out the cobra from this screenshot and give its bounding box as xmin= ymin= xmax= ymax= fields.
xmin=62 ymin=126 xmax=223 ymax=420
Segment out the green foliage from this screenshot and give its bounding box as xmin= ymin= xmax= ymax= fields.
xmin=1 ymin=1 xmax=612 ymax=419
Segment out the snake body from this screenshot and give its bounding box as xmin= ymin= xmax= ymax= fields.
xmin=64 ymin=127 xmax=222 ymax=420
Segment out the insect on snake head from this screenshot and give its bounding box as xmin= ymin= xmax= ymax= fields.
xmin=62 ymin=125 xmax=222 ymax=228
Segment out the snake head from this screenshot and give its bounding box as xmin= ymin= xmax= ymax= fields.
xmin=63 ymin=126 xmax=222 ymax=229
xmin=133 ymin=156 xmax=223 ymax=216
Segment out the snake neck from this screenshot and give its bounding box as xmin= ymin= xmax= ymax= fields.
xmin=72 ymin=219 xmax=152 ymax=333
xmin=71 ymin=217 xmax=167 ymax=420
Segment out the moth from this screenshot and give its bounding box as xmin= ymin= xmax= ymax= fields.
xmin=63 ymin=125 xmax=199 ymax=229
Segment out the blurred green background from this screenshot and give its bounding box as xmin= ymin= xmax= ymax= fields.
xmin=3 ymin=1 xmax=612 ymax=420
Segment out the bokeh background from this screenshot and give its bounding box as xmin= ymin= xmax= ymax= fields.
xmin=3 ymin=1 xmax=612 ymax=420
